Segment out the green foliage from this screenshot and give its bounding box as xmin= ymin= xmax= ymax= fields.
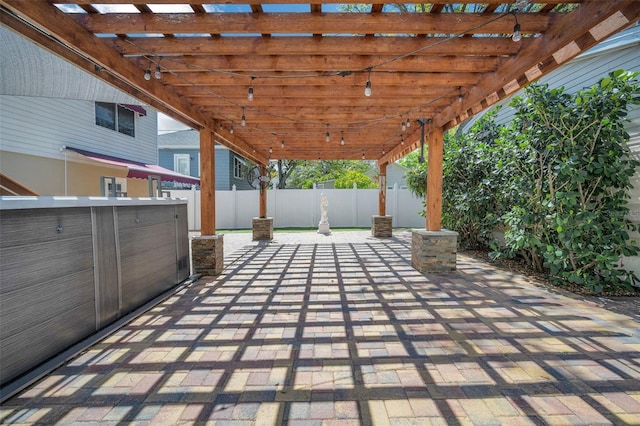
xmin=286 ymin=160 xmax=376 ymax=189
xmin=502 ymin=70 xmax=640 ymax=292
xmin=335 ymin=170 xmax=377 ymax=189
xmin=404 ymin=70 xmax=640 ymax=293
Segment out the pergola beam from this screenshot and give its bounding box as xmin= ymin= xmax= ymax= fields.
xmin=73 ymin=12 xmax=552 ymax=35
xmin=380 ymin=0 xmax=640 ymax=164
xmin=111 ymin=36 xmax=530 ymax=57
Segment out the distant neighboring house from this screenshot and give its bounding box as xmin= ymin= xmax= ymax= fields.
xmin=158 ymin=129 xmax=254 ymax=190
xmin=366 ymin=162 xmax=409 ymax=189
xmin=0 ymin=26 xmax=198 ymax=196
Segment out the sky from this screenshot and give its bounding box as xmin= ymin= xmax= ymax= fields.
xmin=158 ymin=113 xmax=191 ymax=134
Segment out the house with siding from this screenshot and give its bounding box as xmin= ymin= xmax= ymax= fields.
xmin=158 ymin=129 xmax=254 ymax=190
xmin=0 ymin=26 xmax=198 ymax=197
xmin=460 ymin=23 xmax=640 ymax=275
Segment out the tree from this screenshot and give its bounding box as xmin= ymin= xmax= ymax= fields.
xmin=274 ymin=159 xmax=299 ymax=189
xmin=286 ymin=160 xmax=375 ymax=189
xmin=335 ymin=170 xmax=378 ymax=189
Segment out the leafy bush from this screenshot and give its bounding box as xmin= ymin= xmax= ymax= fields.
xmin=405 ymin=70 xmax=640 ymax=293
xmin=503 ymin=70 xmax=640 ymax=292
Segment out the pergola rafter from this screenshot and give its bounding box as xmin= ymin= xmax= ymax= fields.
xmin=1 ymin=0 xmax=638 ymax=238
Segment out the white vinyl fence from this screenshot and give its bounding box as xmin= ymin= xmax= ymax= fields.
xmin=169 ymin=185 xmax=425 ymax=231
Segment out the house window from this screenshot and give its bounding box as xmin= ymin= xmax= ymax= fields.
xmin=174 ymin=154 xmax=190 ymax=176
xmin=233 ymin=157 xmax=244 ymax=179
xmin=95 ymin=102 xmax=136 ymax=137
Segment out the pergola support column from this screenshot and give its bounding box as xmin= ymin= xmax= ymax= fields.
xmin=253 ymin=164 xmax=273 ymax=240
xmin=372 ymin=162 xmax=392 ymax=238
xmin=192 ymin=129 xmax=223 ymax=276
xmin=412 ymin=127 xmax=458 ymax=272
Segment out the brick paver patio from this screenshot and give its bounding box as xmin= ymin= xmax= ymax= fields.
xmin=2 ymin=230 xmax=640 ymax=425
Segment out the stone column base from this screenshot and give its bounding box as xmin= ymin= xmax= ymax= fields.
xmin=411 ymin=229 xmax=458 ymax=273
xmin=253 ymin=217 xmax=273 ymax=240
xmin=192 ymin=234 xmax=224 ymax=276
xmin=371 ymin=215 xmax=393 ymax=238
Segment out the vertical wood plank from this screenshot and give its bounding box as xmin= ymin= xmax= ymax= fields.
xmin=200 ymin=130 xmax=215 ymax=235
xmin=426 ymin=127 xmax=444 ymax=231
xmin=378 ymin=162 xmax=387 ymax=216
xmin=259 ymin=164 xmax=267 ymax=218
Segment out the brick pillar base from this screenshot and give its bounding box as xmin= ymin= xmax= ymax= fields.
xmin=253 ymin=217 xmax=273 ymax=240
xmin=371 ymin=215 xmax=393 ymax=238
xmin=411 ymin=229 xmax=458 ymax=273
xmin=192 ymin=234 xmax=224 ymax=276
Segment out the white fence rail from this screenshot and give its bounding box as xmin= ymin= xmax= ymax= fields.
xmin=169 ymin=186 xmax=425 ymax=231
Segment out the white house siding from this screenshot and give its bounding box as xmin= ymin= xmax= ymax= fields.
xmin=0 ymin=95 xmax=158 ymax=164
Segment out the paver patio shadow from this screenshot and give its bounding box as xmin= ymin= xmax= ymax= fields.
xmin=2 ymin=231 xmax=640 ymax=425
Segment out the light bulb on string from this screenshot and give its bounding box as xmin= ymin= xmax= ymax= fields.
xmin=154 ymin=62 xmax=161 ymax=80
xmin=281 ymin=139 xmax=285 ymax=148
xmin=364 ymin=68 xmax=372 ymax=97
xmin=144 ymin=68 xmax=151 ymax=80
xmin=402 ymin=119 xmax=406 ymax=132
xmin=325 ymin=125 xmax=330 ymax=143
xmin=248 ymin=77 xmax=254 ymax=101
xmin=406 ymin=118 xmax=411 ymax=128
xmin=401 ymin=137 xmax=405 ymax=145
xmin=340 ymin=131 xmax=345 ymax=146
xmin=230 ymin=123 xmax=234 ymax=134
xmin=512 ymin=13 xmax=522 ymax=42
xmin=241 ymin=107 xmax=246 ymax=127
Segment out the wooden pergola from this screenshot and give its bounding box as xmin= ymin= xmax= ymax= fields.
xmin=2 ymin=0 xmax=638 ymax=271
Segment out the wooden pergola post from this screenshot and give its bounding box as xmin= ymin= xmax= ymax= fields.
xmin=259 ymin=164 xmax=267 ymax=218
xmin=253 ymin=163 xmax=273 ymax=240
xmin=411 ymin=126 xmax=458 ymax=273
xmin=372 ymin=162 xmax=392 ymax=237
xmin=426 ymin=127 xmax=443 ymax=231
xmin=378 ymin=162 xmax=387 ymax=216
xmin=191 ymin=129 xmax=223 ymax=275
xmin=200 ymin=129 xmax=215 ymax=235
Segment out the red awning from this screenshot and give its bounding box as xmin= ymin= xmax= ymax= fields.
xmin=119 ymin=104 xmax=147 ymax=116
xmin=67 ymin=147 xmax=199 ymax=185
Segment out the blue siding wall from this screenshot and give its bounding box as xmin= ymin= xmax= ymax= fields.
xmin=159 ymin=147 xmax=254 ymax=190
xmin=159 ymin=149 xmax=200 ymax=177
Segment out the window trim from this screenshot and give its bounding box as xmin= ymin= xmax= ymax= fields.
xmin=233 ymin=156 xmax=244 ymax=179
xmin=95 ymin=102 xmax=136 ymax=138
xmin=174 ymin=153 xmax=191 ymax=176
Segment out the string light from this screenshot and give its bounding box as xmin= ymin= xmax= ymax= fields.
xmin=364 ymin=68 xmax=372 ymax=97
xmin=241 ymin=107 xmax=246 ymax=127
xmin=281 ymin=138 xmax=285 ymax=148
xmin=401 ymin=137 xmax=405 ymax=145
xmin=362 ymin=151 xmax=365 ymax=160
xmin=406 ymin=117 xmax=411 ymax=128
xmin=341 ymin=131 xmax=345 ymax=146
xmin=248 ymin=77 xmax=254 ymax=101
xmin=144 ymin=67 xmax=151 ymax=81
xmin=325 ymin=125 xmax=330 ymax=143
xmin=457 ymin=86 xmax=463 ymax=103
xmin=512 ymin=13 xmax=522 ymax=42
xmin=401 ymin=118 xmax=406 ymax=132
xmin=154 ymin=60 xmax=162 ymax=80
xmin=230 ymin=122 xmax=234 ymax=134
